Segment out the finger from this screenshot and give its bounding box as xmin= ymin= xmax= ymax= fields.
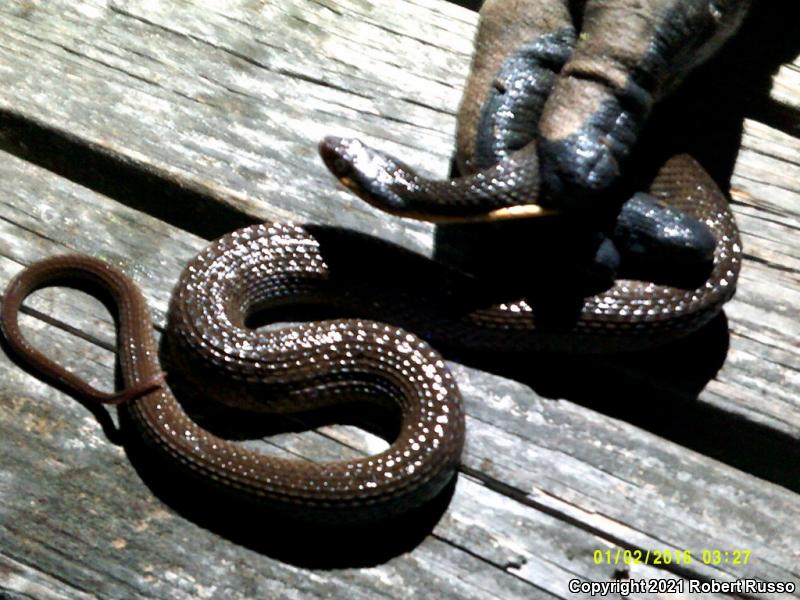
xmin=456 ymin=0 xmax=574 ymax=173
xmin=612 ymin=192 xmax=716 ymax=286
xmin=538 ymin=0 xmax=751 ymax=208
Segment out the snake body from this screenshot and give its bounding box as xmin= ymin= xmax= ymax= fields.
xmin=0 ymin=0 xmax=747 ymax=521
xmin=0 ymin=229 xmax=464 ymax=522
xmin=323 ymin=0 xmax=751 ymax=219
xmin=0 ymin=155 xmax=740 ymax=518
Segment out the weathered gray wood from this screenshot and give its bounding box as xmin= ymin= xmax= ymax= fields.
xmin=1 ymin=148 xmax=797 ymax=595
xmin=0 ymin=552 xmax=96 ymax=600
xmin=0 ymin=0 xmax=798 ymax=457
xmin=0 ymin=0 xmax=799 ymax=597
xmin=0 ymin=252 xmax=713 ymax=598
xmin=0 ymin=0 xmax=463 ymax=252
xmin=772 ymin=62 xmax=800 ymax=114
xmin=0 ymin=334 xmax=542 ymax=600
xmin=4 ymin=325 xmax=715 ymax=600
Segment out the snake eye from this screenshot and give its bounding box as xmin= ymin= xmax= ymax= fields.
xmin=319 ymin=136 xmax=356 ymax=179
xmin=334 ymin=157 xmax=351 ymax=176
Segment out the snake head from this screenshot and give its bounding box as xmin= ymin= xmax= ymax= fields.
xmin=319 ymin=136 xmax=357 ymax=180
xmin=320 ymin=136 xmax=549 ymax=222
xmin=319 ymin=136 xmax=422 ymax=214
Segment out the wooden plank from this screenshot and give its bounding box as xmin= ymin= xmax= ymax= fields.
xmin=0 ymin=0 xmax=798 ymax=596
xmin=0 ymin=0 xmax=799 ymax=485
xmin=1 ymin=148 xmax=797 ymax=595
xmin=5 ymin=327 xmax=714 ymax=600
xmin=0 ymin=0 xmax=798 ymax=458
xmin=0 ymin=0 xmax=466 ymax=252
xmin=0 ymin=154 xmax=732 ymax=599
xmin=0 ymin=313 xmax=764 ymax=600
xmin=772 ymin=61 xmax=800 ymax=115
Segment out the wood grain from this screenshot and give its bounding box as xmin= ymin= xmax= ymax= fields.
xmin=1 ymin=149 xmax=797 ymax=595
xmin=0 ymin=0 xmax=798 ymax=597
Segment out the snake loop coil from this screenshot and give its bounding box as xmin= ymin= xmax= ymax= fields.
xmin=1 ymin=225 xmax=466 ymax=523
xmin=1 ymin=159 xmax=739 ymax=519
xmin=0 ymin=0 xmax=746 ymax=521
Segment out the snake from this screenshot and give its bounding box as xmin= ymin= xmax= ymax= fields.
xmin=0 ymin=0 xmax=747 ymax=522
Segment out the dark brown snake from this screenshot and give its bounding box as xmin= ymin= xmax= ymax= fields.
xmin=0 ymin=0 xmax=745 ymax=522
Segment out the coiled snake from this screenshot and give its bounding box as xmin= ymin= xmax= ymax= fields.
xmin=0 ymin=0 xmax=745 ymax=522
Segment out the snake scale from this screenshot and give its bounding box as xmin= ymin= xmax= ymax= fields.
xmin=1 ymin=0 xmax=746 ymax=522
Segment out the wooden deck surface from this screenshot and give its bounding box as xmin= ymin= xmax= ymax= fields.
xmin=0 ymin=1 xmax=798 ymax=598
